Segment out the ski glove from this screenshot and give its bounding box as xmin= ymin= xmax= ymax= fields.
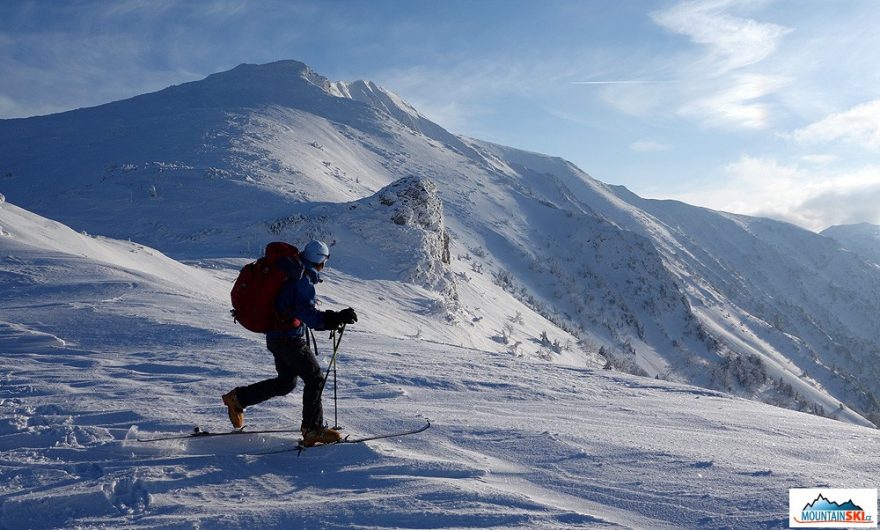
xmin=339 ymin=307 xmax=358 ymax=325
xmin=323 ymin=307 xmax=357 ymax=330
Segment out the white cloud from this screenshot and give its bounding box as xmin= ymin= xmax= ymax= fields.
xmin=798 ymin=185 xmax=880 ymax=229
xmin=793 ymin=99 xmax=880 ymax=150
xmin=631 ymin=0 xmax=793 ymax=129
xmin=800 ymin=154 xmax=838 ymax=164
xmin=670 ymin=155 xmax=880 ymax=231
xmin=598 ymin=83 xmax=667 ymax=118
xmin=725 ymin=154 xmax=800 ymax=184
xmin=678 ymin=73 xmax=787 ymax=129
xmin=651 ymin=0 xmax=791 ymax=74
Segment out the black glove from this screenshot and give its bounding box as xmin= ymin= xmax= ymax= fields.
xmin=339 ymin=307 xmax=358 ymax=325
xmin=323 ymin=307 xmax=357 ymax=330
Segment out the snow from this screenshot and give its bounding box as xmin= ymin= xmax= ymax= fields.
xmin=2 ymin=59 xmax=879 ymax=421
xmin=1 ymin=59 xmax=880 ymax=527
xmin=822 ymin=222 xmax=880 ymax=265
xmin=2 ymin=201 xmax=878 ymax=529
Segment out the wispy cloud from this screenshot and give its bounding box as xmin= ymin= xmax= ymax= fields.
xmin=647 ymin=2 xmax=880 ymax=229
xmin=0 ymin=0 xmax=320 ymax=118
xmin=793 ymin=99 xmax=880 ymax=150
xmin=651 ymin=0 xmax=791 ymax=74
xmin=0 ymin=30 xmax=184 ymax=117
xmin=800 ymin=154 xmax=838 ymax=165
xmin=599 ymin=0 xmax=793 ymax=130
xmin=671 ymin=155 xmax=880 ymax=230
xmin=375 ymin=51 xmax=606 ymax=132
xmin=630 ymin=140 xmax=672 ymax=153
xmin=677 ymin=73 xmax=788 ymax=129
xmin=571 ymin=80 xmax=665 ymax=85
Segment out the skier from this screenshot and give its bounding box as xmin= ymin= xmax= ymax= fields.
xmin=222 ymin=240 xmax=358 ymax=446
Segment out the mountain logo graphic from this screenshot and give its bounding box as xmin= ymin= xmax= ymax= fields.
xmin=790 ymin=489 xmax=878 ymax=527
xmin=802 ymin=494 xmax=864 ymax=513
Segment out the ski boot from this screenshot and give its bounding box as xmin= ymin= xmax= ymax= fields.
xmin=301 ymin=425 xmax=342 ymax=447
xmin=222 ymin=390 xmax=245 ymax=429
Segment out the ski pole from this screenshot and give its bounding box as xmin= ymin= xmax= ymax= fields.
xmin=332 ymin=329 xmax=339 ymax=429
xmin=315 ymin=324 xmax=345 ymax=420
xmin=330 ymin=325 xmax=345 ymax=428
xmin=330 ymin=325 xmax=345 ymax=429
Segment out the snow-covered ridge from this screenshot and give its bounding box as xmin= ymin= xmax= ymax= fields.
xmin=0 ymin=200 xmax=222 ymax=303
xmin=822 ymin=222 xmax=880 ymax=265
xmin=201 ymin=60 xmax=478 ymax=158
xmin=1 ymin=59 xmax=879 ymax=427
xmin=263 ymin=175 xmax=459 ymax=317
xmin=330 ymin=80 xmax=421 ymax=122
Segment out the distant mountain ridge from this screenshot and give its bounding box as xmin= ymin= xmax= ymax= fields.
xmin=822 ymin=222 xmax=880 ymax=265
xmin=1 ymin=60 xmax=878 ymax=427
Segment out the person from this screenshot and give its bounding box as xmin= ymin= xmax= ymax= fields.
xmin=222 ymin=240 xmax=358 ymax=446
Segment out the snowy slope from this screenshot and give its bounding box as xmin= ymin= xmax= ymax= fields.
xmin=463 ymin=139 xmax=880 ymax=427
xmin=2 ymin=199 xmax=878 ymax=530
xmin=2 ymin=60 xmax=880 ymax=427
xmin=822 ymin=222 xmax=880 ymax=265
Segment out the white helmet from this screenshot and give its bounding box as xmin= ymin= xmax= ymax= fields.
xmin=301 ymin=240 xmax=330 ymax=265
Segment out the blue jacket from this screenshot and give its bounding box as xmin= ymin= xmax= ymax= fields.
xmin=269 ymin=260 xmax=326 ymax=338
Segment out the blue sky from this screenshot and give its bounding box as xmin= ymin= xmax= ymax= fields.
xmin=3 ymin=0 xmax=880 ymax=231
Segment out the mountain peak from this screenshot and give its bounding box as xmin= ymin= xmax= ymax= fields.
xmin=821 ymin=221 xmax=880 ymax=265
xmin=202 ymin=60 xmax=416 ymax=115
xmin=192 ymin=59 xmax=337 ymax=103
xmin=209 ymin=60 xmax=330 ymax=89
xmin=188 ymin=60 xmax=453 ymax=141
xmin=822 ymin=221 xmax=880 ymax=235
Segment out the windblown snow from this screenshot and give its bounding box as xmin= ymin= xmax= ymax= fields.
xmin=1 ymin=60 xmax=878 ymax=529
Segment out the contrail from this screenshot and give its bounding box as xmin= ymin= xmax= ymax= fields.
xmin=570 ymin=80 xmax=665 ymax=85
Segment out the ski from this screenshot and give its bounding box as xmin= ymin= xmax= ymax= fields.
xmin=135 ymin=426 xmax=300 ymax=443
xmin=255 ymin=419 xmax=431 ymax=455
xmin=337 ymin=419 xmax=431 ymax=444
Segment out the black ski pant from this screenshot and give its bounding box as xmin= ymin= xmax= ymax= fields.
xmin=235 ymin=336 xmax=324 ymax=431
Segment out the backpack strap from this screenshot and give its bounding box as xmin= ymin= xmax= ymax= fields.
xmin=272 ymin=259 xmax=305 ymax=331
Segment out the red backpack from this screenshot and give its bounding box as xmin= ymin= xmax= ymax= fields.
xmin=230 ymin=242 xmax=302 ymax=333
